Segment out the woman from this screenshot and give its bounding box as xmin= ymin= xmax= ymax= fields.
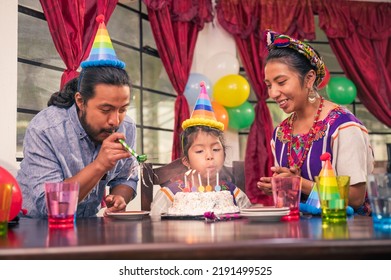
xmin=257 ymin=31 xmax=374 ymax=215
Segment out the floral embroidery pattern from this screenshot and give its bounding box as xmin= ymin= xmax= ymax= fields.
xmin=277 ymin=106 xmax=347 ymax=159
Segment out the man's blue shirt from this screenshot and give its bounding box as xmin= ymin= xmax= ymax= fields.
xmin=17 ymin=104 xmax=138 ymax=218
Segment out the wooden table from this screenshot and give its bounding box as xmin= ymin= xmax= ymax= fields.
xmin=1 ymin=215 xmax=390 ymax=259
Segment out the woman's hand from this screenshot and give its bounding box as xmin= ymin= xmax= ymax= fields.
xmin=257 ymin=176 xmax=273 ymax=195
xmin=257 ymin=166 xmax=301 ymax=195
xmin=270 ymin=166 xmax=300 ymax=177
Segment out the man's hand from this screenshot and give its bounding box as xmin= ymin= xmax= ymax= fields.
xmin=95 ymin=132 xmax=131 ymax=172
xmin=104 ymin=194 xmax=127 ymax=214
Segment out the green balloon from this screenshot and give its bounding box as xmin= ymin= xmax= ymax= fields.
xmin=226 ymin=101 xmax=255 ymax=130
xmin=326 ymin=76 xmax=357 ymax=105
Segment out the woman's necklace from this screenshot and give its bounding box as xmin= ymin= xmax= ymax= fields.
xmin=286 ymin=96 xmax=324 ymax=170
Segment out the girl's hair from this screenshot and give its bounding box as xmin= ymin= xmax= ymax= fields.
xmin=47 ymin=66 xmax=132 ymax=108
xmin=181 ymin=126 xmax=226 ymax=159
xmin=266 ymin=47 xmax=319 ymax=88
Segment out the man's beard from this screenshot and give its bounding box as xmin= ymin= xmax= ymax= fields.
xmin=79 ymin=110 xmax=118 ymax=144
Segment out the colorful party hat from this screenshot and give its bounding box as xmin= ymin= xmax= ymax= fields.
xmin=306 ymin=152 xmax=336 ymax=208
xmin=319 ymin=152 xmax=335 ymax=177
xmin=81 ymin=15 xmax=125 ymax=69
xmin=317 ymin=152 xmax=340 ymax=201
xmin=306 ymin=186 xmax=321 ymax=208
xmin=182 ymin=82 xmax=224 ymax=131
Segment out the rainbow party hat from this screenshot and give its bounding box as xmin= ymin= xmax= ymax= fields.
xmin=316 ymin=152 xmax=340 ymax=202
xmin=81 ymin=15 xmax=125 ymax=69
xmin=306 ymin=152 xmax=337 ymax=208
xmin=319 ymin=152 xmax=335 ymax=177
xmin=182 ymin=82 xmax=224 ymax=131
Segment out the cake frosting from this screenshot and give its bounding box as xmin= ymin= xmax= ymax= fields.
xmin=167 ymin=190 xmax=239 ymax=216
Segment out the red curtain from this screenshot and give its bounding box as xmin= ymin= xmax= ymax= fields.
xmin=216 ymin=0 xmax=315 ymax=205
xmin=143 ymin=0 xmax=214 ymax=160
xmin=40 ymin=0 xmax=118 ymax=89
xmin=315 ymin=0 xmax=391 ymax=127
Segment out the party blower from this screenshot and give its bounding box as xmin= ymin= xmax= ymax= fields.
xmin=118 ymin=139 xmax=147 ymax=163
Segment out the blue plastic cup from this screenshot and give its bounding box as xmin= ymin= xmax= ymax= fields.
xmin=367 ymin=174 xmax=391 ymax=231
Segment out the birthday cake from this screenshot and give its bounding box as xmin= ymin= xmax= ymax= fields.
xmin=167 ymin=190 xmax=239 ymax=216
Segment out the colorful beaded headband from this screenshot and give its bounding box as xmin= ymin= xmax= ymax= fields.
xmin=265 ymin=30 xmax=325 ymax=87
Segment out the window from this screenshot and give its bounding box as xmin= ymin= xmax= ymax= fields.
xmin=17 ymin=0 xmax=176 ymax=166
xmin=17 ymin=1 xmax=389 ymax=167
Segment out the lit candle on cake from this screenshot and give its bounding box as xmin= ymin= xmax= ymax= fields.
xmin=215 ymin=171 xmax=221 ymax=191
xmin=198 ymin=172 xmax=205 ymax=192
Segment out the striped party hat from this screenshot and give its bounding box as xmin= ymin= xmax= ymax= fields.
xmin=81 ymin=15 xmax=125 ymax=69
xmin=182 ymin=82 xmax=224 ymax=131
xmin=319 ymin=152 xmax=336 ymax=177
xmin=306 ymin=152 xmax=336 ymax=208
xmin=306 ymin=187 xmax=320 ymax=208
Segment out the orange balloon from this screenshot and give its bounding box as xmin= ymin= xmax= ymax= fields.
xmin=212 ymin=101 xmax=229 ymax=130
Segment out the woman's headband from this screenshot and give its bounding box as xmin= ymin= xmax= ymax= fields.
xmin=265 ymin=30 xmax=325 ymax=87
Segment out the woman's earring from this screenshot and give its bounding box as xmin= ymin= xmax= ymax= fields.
xmin=308 ymin=88 xmax=317 ymax=104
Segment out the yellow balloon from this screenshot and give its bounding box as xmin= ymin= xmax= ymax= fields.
xmin=212 ymin=74 xmax=250 ymax=107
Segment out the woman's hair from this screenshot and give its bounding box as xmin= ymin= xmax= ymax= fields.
xmin=266 ymin=47 xmax=320 ymax=88
xmin=181 ymin=126 xmax=227 ymax=159
xmin=47 ymin=66 xmax=132 ymax=108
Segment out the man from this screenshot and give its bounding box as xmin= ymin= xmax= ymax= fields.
xmin=17 ymin=66 xmax=138 ymax=218
xmin=17 ymin=15 xmax=138 ymax=218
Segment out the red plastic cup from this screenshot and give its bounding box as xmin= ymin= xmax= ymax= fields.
xmin=45 ymin=182 xmax=79 ymax=229
xmin=271 ymin=176 xmax=302 ymax=221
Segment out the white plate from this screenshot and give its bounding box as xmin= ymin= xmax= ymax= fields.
xmin=106 ymin=211 xmax=150 ymax=220
xmin=240 ymin=211 xmax=289 ymax=222
xmin=240 ymin=206 xmax=290 ymax=213
xmin=240 ymin=211 xmax=290 ymax=217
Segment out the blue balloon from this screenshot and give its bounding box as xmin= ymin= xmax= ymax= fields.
xmin=184 ymin=73 xmax=213 ymax=108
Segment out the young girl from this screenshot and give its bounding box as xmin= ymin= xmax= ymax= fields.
xmin=150 ymin=84 xmax=251 ymax=216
